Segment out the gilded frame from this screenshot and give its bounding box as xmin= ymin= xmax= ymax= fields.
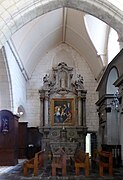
xmin=51 ymin=98 xmax=74 ymax=126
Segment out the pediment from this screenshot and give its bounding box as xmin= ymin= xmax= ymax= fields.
xmin=41 ymin=62 xmax=85 ymax=95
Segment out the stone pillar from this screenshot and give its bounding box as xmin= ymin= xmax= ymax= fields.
xmin=120 ymin=90 xmax=123 ymax=165
xmin=120 ymin=114 xmax=123 ymax=165
xmin=77 ymin=89 xmax=87 ymax=126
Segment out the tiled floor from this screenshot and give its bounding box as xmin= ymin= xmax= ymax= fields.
xmin=0 ymin=159 xmax=26 ymax=175
xmin=0 ymin=159 xmax=123 ymax=180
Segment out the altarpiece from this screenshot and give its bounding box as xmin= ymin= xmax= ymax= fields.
xmin=39 ymin=62 xmax=87 ymax=156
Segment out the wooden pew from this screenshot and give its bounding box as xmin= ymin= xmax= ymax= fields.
xmin=91 ymin=150 xmax=113 ymax=176
xmin=99 ymin=151 xmax=113 ymax=176
xmin=91 ymin=149 xmax=100 ymax=170
xmin=74 ymin=150 xmax=89 ymax=176
xmin=23 ymin=150 xmax=45 ymax=176
xmin=51 ymin=148 xmax=67 ymax=176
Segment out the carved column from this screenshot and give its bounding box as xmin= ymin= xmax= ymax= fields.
xmin=77 ymin=90 xmax=87 ymax=126
xmin=78 ymin=91 xmax=82 ymax=126
xmin=39 ymin=90 xmax=45 ymax=126
xmin=82 ymin=93 xmax=86 ymax=127
xmin=40 ymin=97 xmax=44 ymax=126
xmin=44 ymin=91 xmax=49 ymax=125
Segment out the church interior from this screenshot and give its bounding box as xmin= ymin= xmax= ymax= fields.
xmin=0 ymin=0 xmax=123 ymax=179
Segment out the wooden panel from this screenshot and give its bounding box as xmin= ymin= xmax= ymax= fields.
xmin=18 ymin=122 xmax=28 ymax=158
xmin=0 ymin=110 xmax=19 ymax=165
xmin=0 ymin=149 xmax=18 ymax=166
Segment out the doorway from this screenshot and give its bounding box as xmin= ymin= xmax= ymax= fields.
xmin=86 ymin=132 xmax=97 ymax=157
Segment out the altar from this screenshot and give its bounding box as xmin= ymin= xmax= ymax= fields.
xmin=39 ymin=62 xmax=87 ymax=154
xmin=50 ymin=142 xmax=78 ymax=159
xmin=50 ymin=126 xmax=78 ymax=158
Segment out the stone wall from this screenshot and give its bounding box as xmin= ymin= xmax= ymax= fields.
xmin=4 ymin=42 xmax=27 ymax=120
xmin=0 ymin=48 xmax=11 ymax=110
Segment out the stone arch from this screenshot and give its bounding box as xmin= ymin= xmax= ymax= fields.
xmin=0 ymin=0 xmax=123 ymax=48
xmin=106 ymin=66 xmax=119 ymax=94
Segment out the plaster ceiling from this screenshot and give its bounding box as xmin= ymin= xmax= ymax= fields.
xmin=0 ymin=0 xmax=122 ymax=80
xmin=10 ymin=8 xmax=104 ymax=79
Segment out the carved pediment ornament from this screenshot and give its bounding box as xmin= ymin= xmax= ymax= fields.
xmin=53 ymin=62 xmax=73 ymax=71
xmin=50 ymin=88 xmax=70 ymax=95
xmin=41 ymin=62 xmax=85 ymax=94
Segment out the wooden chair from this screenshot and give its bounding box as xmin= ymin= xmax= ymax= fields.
xmin=75 ymin=150 xmax=89 ymax=176
xmin=23 ymin=150 xmax=45 ymax=176
xmin=91 ymin=149 xmax=100 ymax=170
xmin=99 ymin=151 xmax=113 ymax=176
xmin=51 ymin=148 xmax=67 ymax=176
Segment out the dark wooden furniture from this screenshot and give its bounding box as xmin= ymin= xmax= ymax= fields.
xmin=0 ymin=110 xmax=19 ymax=165
xmin=99 ymin=151 xmax=113 ymax=176
xmin=92 ymin=150 xmax=113 ymax=176
xmin=23 ymin=150 xmax=45 ymax=176
xmin=18 ymin=122 xmax=28 ymax=158
xmin=51 ymin=148 xmax=67 ymax=176
xmin=26 ymin=127 xmax=42 ymax=159
xmin=102 ymin=144 xmax=121 ymax=167
xmin=75 ymin=151 xmax=89 ymax=176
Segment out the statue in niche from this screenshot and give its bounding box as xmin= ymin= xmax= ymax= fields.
xmin=59 ymin=71 xmax=67 ymax=88
xmin=75 ymin=74 xmax=84 ymax=89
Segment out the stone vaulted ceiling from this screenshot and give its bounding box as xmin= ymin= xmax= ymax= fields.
xmin=0 ymin=0 xmax=123 ymax=80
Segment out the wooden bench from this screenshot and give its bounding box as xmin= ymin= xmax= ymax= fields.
xmin=23 ymin=150 xmax=45 ymax=176
xmin=99 ymin=151 xmax=113 ymax=176
xmin=74 ymin=151 xmax=89 ymax=176
xmin=92 ymin=150 xmax=113 ymax=176
xmin=91 ymin=149 xmax=100 ymax=170
xmin=51 ymin=148 xmax=67 ymax=176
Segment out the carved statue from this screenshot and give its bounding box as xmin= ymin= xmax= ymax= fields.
xmin=59 ymin=71 xmax=67 ymax=88
xmin=43 ymin=74 xmax=49 ymax=84
xmin=75 ymin=74 xmax=84 ymax=89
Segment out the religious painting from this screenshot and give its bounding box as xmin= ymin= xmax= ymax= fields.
xmin=51 ymin=98 xmax=74 ymax=126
